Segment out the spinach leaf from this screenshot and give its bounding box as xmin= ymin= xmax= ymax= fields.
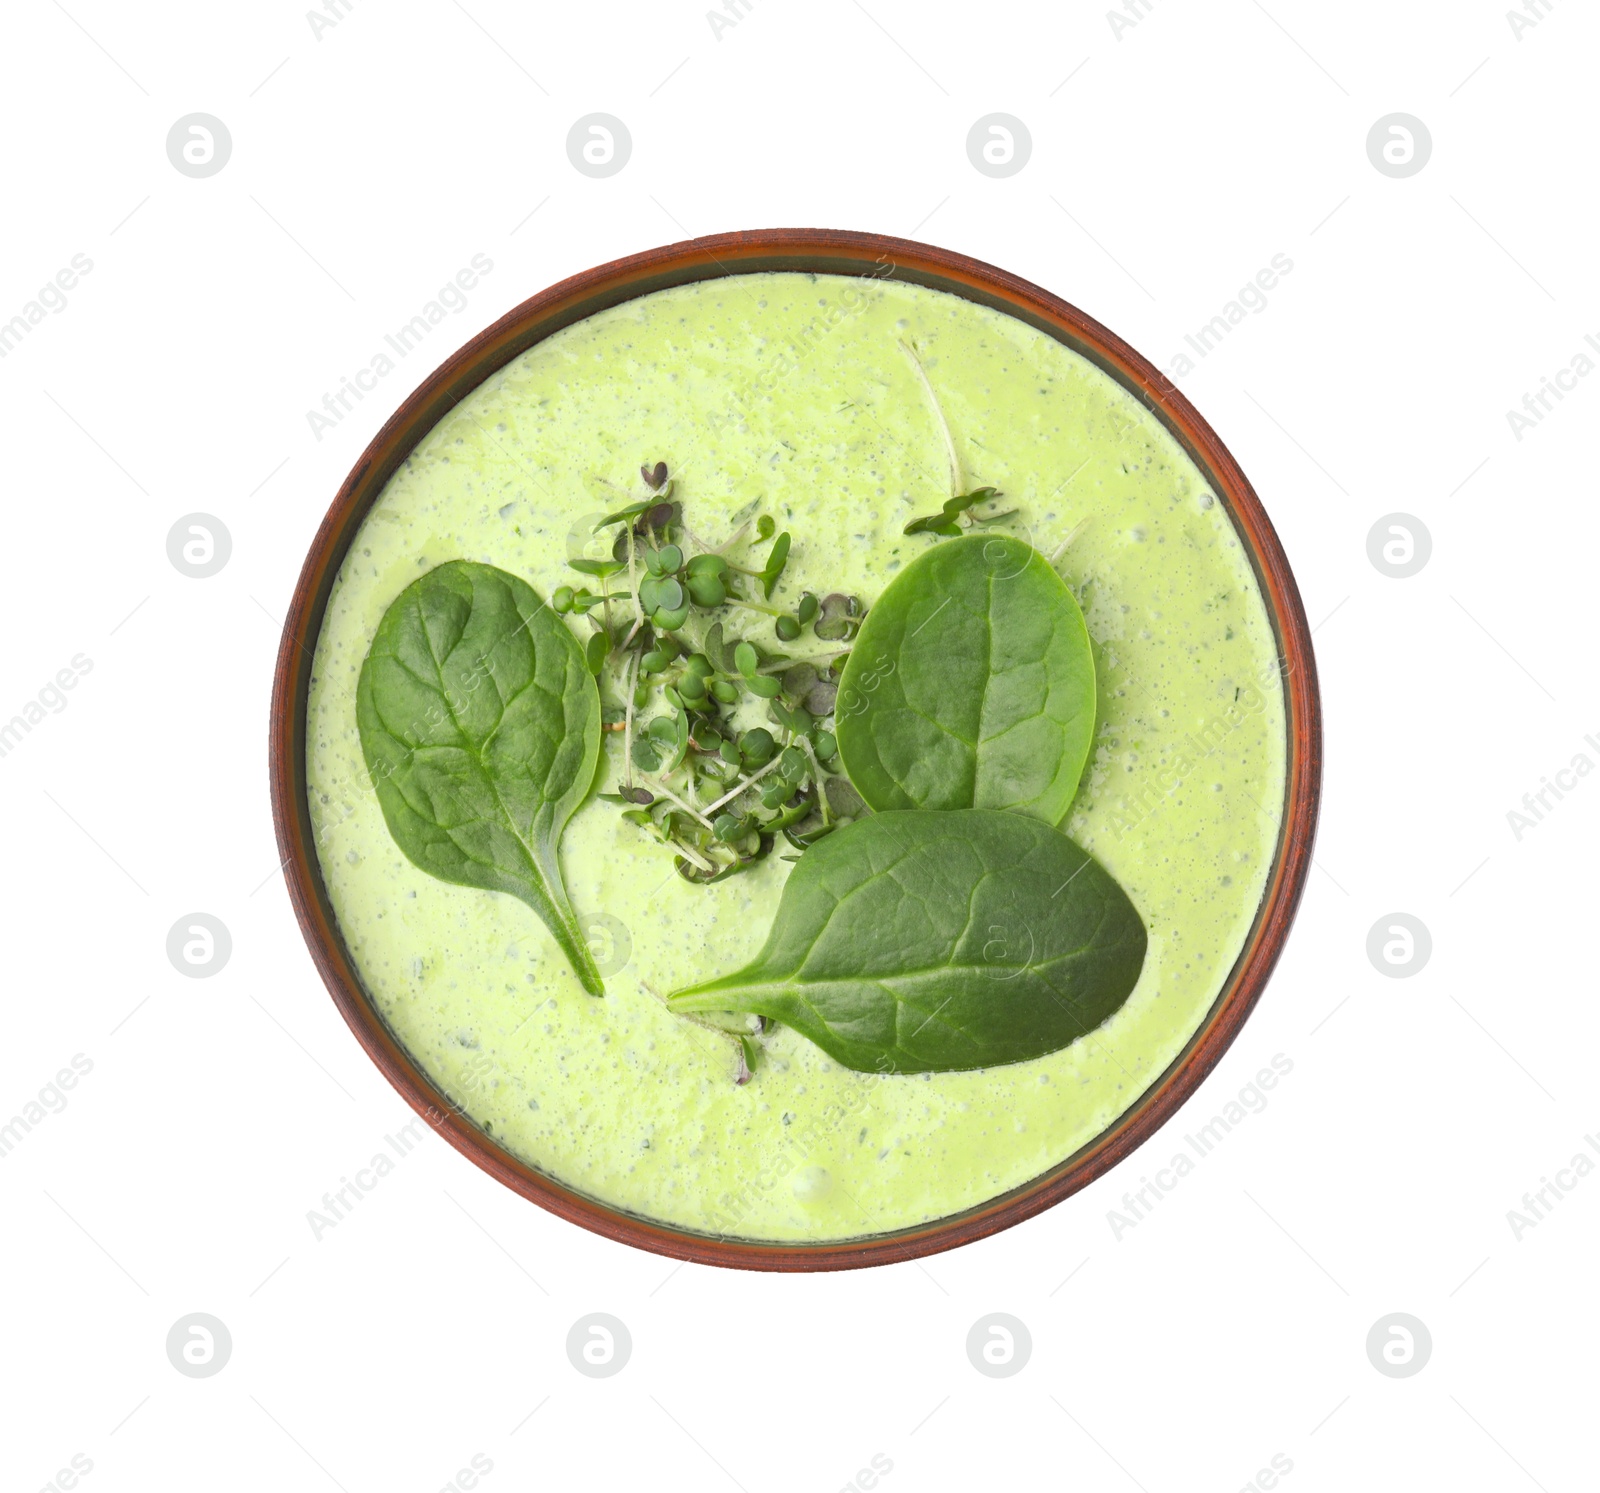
xmin=356 ymin=560 xmax=605 ymax=996
xmin=668 ymin=810 xmax=1146 ymax=1073
xmin=834 ymin=533 xmax=1095 ymax=825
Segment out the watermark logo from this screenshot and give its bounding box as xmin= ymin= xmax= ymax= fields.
xmin=1365 ymin=1313 xmax=1431 ymax=1377
xmin=840 ymin=1453 xmax=894 ymax=1491
xmin=306 ymin=254 xmax=495 ymax=442
xmin=1366 ymin=114 xmax=1431 ymax=178
xmin=1507 ymin=735 xmax=1600 ymax=840
xmin=1107 ymin=1054 xmax=1294 ymax=1238
xmin=966 ymin=115 xmax=1031 ymax=178
xmin=1365 ymin=513 xmax=1430 ymax=578
xmin=1366 ymin=914 xmax=1430 ymax=978
xmin=1510 ymin=0 xmax=1559 ymax=41
xmin=1165 ymin=254 xmax=1295 ymax=381
xmin=965 ymin=1313 xmax=1031 ymax=1377
xmin=166 ymin=1313 xmax=232 ymax=1377
xmin=166 ymin=914 xmax=232 ymax=978
xmin=1108 ymin=0 xmax=1160 ymax=39
xmin=749 ymin=255 xmax=896 ymax=399
xmin=567 ymin=115 xmax=631 ymax=178
xmin=566 ymin=1313 xmax=631 ymax=1377
xmin=705 ymin=1066 xmax=888 ymax=1235
xmin=309 ymin=0 xmax=359 ymax=40
xmin=835 ymin=651 xmax=894 ymax=720
xmin=167 ymin=514 xmax=232 ymax=579
xmin=166 ymin=114 xmax=232 ymax=179
xmin=707 ymin=0 xmax=754 ymax=40
xmin=0 ymin=254 xmax=95 ymax=362
xmin=1110 ymin=654 xmax=1289 ymax=840
xmin=0 ymin=1053 xmax=94 ymax=1161
xmin=1506 ymin=1138 xmax=1600 ymax=1239
xmin=1240 ymin=1455 xmax=1293 ymax=1491
xmin=34 ymin=1453 xmax=92 ymax=1492
xmin=436 ymin=1454 xmax=494 ymax=1492
xmin=1505 ymin=336 xmax=1598 ymax=441
xmin=307 ymin=1114 xmax=439 ymax=1240
xmin=0 ymin=653 xmax=94 ymax=762
xmin=580 ymin=913 xmax=631 ymax=977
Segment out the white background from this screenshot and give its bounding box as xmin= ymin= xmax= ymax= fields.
xmin=1 ymin=1 xmax=1594 ymax=1489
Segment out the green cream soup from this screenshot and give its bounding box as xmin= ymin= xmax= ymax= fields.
xmin=307 ymin=272 xmax=1286 ymax=1242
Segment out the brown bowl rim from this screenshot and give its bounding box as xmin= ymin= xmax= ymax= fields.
xmin=268 ymin=227 xmax=1322 ymax=1272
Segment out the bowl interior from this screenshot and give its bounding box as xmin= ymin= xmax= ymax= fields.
xmin=269 ymin=229 xmax=1321 ymax=1271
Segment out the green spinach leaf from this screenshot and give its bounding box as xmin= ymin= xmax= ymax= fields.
xmin=668 ymin=810 xmax=1145 ymax=1073
xmin=356 ymin=560 xmax=605 ymax=996
xmin=835 ymin=533 xmax=1095 ymax=825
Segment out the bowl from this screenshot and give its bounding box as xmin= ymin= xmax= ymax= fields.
xmin=269 ymin=228 xmax=1322 ymax=1271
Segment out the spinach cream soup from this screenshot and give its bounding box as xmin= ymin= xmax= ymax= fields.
xmin=306 ymin=272 xmax=1286 ymax=1242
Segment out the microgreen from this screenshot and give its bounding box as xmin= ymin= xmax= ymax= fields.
xmin=567 ymin=465 xmax=863 ymax=885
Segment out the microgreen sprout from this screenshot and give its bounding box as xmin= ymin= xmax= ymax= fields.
xmin=897 ymin=339 xmax=1019 ymax=539
xmin=571 ymin=464 xmax=866 ymax=884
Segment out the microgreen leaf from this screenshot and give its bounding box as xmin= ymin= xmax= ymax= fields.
xmin=594 ymin=500 xmax=652 ymax=531
xmin=687 ymin=573 xmax=727 ymax=607
xmin=568 ymin=557 xmax=627 ymax=579
xmin=813 ymin=593 xmax=861 ymax=641
xmin=761 ymin=532 xmax=791 ymax=600
xmin=902 ymin=487 xmax=1003 ymax=538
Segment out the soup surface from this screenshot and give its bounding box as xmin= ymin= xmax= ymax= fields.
xmin=306 ymin=271 xmax=1286 ymax=1241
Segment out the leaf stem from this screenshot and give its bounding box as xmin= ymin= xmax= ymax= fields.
xmin=548 ymin=899 xmax=605 ymax=998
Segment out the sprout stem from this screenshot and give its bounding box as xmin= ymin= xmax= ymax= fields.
xmin=1049 ymin=517 xmax=1089 ymax=568
xmin=623 ymin=649 xmax=641 ymax=790
xmin=672 ymin=838 xmax=717 ymax=874
xmin=701 ymin=755 xmax=785 ymax=816
xmin=639 ymin=775 xmax=714 ymax=829
xmin=625 ymin=523 xmax=643 ymax=634
xmin=899 ymin=338 xmax=962 ymax=499
xmin=800 ymin=737 xmax=832 ymax=827
xmin=711 ymin=521 xmax=752 ymax=556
